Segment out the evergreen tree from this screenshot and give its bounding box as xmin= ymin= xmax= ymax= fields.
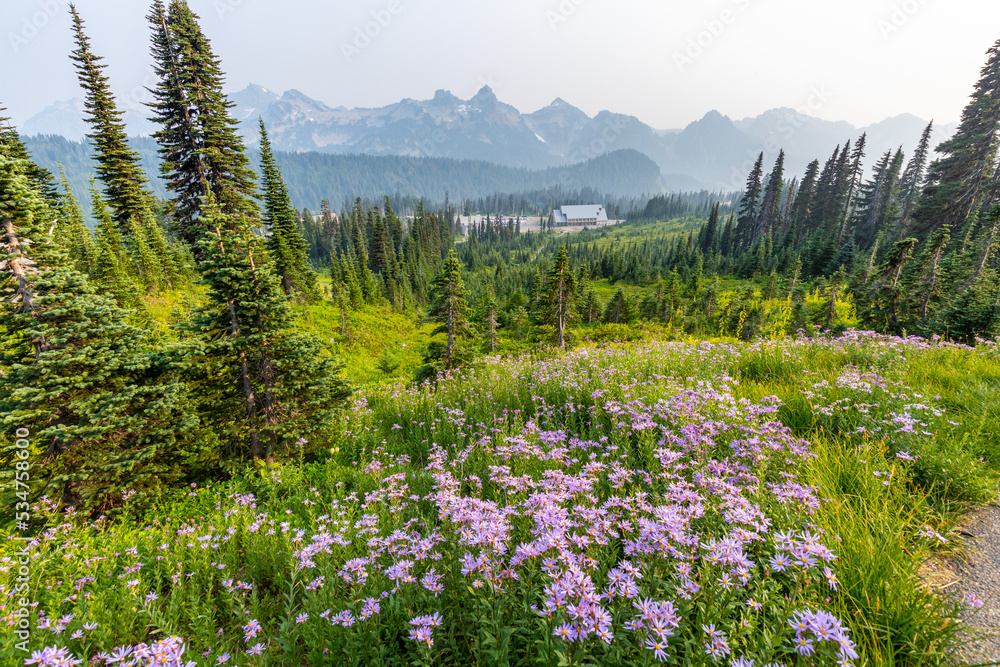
xmin=603 ymin=288 xmax=637 ymax=325
xmin=90 ymin=182 xmax=142 ymax=310
xmin=481 ymin=286 xmax=499 ymax=353
xmin=788 ymin=256 xmax=802 ymax=300
xmin=540 ymin=245 xmax=577 ymax=348
xmin=897 ymin=120 xmax=933 ymax=234
xmin=720 ymin=213 xmax=736 ymax=256
xmin=863 ymin=237 xmax=918 ymax=333
xmin=127 ymin=214 xmax=165 ymax=294
xmin=700 ymin=202 xmax=720 ymax=253
xmin=187 ymin=196 xmax=350 ymax=460
xmin=754 ymin=150 xmax=785 ymax=244
xmin=140 ymin=204 xmax=186 ymax=288
xmin=973 ymin=204 xmax=1000 ymax=279
xmin=904 ymin=224 xmax=951 ymax=328
xmin=808 ymin=143 xmax=850 ymax=236
xmin=339 ymin=253 xmax=364 ymax=309
xmin=815 ymin=267 xmax=846 ymax=330
xmin=940 ymin=273 xmax=1000 ymax=343
xmin=787 ymin=159 xmax=820 ymax=245
xmin=69 ymin=4 xmax=154 ymax=234
xmin=146 ymin=0 xmax=260 ymax=247
xmin=735 ymin=152 xmax=764 ymax=250
xmin=0 ymin=107 xmax=58 ymax=201
xmin=838 ymin=133 xmax=867 ymax=241
xmin=511 ymin=306 xmax=528 ymax=342
xmin=258 ymin=119 xmax=318 ymax=301
xmin=1 ymin=141 xmax=199 ymax=509
xmin=854 ymin=150 xmax=896 ymax=242
xmin=765 ymin=270 xmax=778 ymax=300
xmin=913 ymin=39 xmax=1000 ymax=236
xmin=421 ymin=249 xmax=473 ymax=374
xmin=579 ymin=286 xmax=602 ymax=324
xmin=55 ymin=165 xmax=96 ymax=275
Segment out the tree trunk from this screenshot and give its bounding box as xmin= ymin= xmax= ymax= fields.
xmin=556 ymin=284 xmax=565 ymax=349
xmin=216 ymin=226 xmax=261 ymax=458
xmin=921 ymin=253 xmax=942 ymax=325
xmin=2 ymin=214 xmax=46 ymax=357
xmin=446 ymin=293 xmax=454 ymax=371
xmin=261 ymin=351 xmax=278 ymax=463
xmin=975 ymin=219 xmax=998 ymax=278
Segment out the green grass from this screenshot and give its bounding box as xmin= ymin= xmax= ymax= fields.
xmin=807 ymin=436 xmax=963 ymax=665
xmin=299 ymin=299 xmax=435 ymax=386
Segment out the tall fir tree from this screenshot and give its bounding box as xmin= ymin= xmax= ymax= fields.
xmin=146 ymin=0 xmax=260 ymax=247
xmin=420 ymin=249 xmax=473 ymax=377
xmin=913 ymin=40 xmax=1000 ymax=236
xmin=897 ymin=120 xmax=933 ymax=234
xmin=68 ymin=4 xmax=154 ymax=235
xmin=788 ymin=159 xmax=820 ymax=243
xmin=838 ymin=133 xmax=867 ymax=241
xmin=754 ymin=150 xmax=785 ymax=244
xmin=481 ymin=286 xmax=499 ymax=353
xmin=700 ymin=202 xmax=720 ymax=253
xmin=187 ymin=195 xmax=349 ymax=460
xmin=540 ymin=245 xmax=577 ymax=349
xmin=258 ymin=119 xmax=318 ymax=301
xmin=735 ymin=152 xmax=764 ymax=250
xmin=903 ymin=224 xmax=951 ymax=328
xmin=862 ymin=237 xmax=919 ymax=333
xmin=2 ymin=138 xmax=200 ymax=509
xmin=90 ymin=181 xmax=142 ymax=310
xmin=55 ymin=165 xmax=97 ymax=275
xmin=603 ymin=288 xmax=637 ymax=325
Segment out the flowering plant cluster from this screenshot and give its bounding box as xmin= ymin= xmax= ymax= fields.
xmin=3 ymin=331 xmax=987 ymax=666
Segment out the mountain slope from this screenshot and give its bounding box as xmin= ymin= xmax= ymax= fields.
xmin=22 ymin=85 xmax=958 ymax=191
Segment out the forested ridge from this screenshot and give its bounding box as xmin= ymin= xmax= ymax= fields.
xmin=21 ymin=133 xmax=664 ymax=222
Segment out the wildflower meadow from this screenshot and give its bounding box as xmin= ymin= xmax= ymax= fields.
xmin=3 ymin=331 xmax=998 ymax=666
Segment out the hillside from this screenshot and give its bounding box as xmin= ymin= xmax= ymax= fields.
xmin=21 ymin=134 xmax=664 ymax=223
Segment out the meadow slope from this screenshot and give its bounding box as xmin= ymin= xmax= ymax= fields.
xmin=3 ymin=331 xmax=999 ymax=666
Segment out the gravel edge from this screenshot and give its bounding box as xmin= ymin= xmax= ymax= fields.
xmin=953 ymin=503 xmax=1000 ymax=665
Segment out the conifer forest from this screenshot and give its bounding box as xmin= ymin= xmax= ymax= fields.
xmin=2 ymin=2 xmax=1000 ymax=666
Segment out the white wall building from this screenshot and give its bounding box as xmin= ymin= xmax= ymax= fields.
xmin=549 ymin=204 xmax=609 ymax=227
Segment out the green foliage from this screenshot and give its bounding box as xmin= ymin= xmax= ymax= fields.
xmin=418 ymin=249 xmax=474 ymax=377
xmin=538 ymin=245 xmax=576 ymax=348
xmin=183 ymin=197 xmax=350 ymax=461
xmin=68 ymin=5 xmax=154 ymax=235
xmin=258 ymin=120 xmax=319 ymax=302
xmin=602 ymin=287 xmax=637 ymax=325
xmin=912 ymin=39 xmax=1000 ymax=237
xmin=0 ymin=268 xmax=202 ymax=510
xmin=375 ymin=350 xmax=400 ymax=375
xmin=146 ymin=0 xmax=260 ymax=247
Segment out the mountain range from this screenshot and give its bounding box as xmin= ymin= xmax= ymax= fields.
xmin=22 ymin=85 xmax=957 ymax=192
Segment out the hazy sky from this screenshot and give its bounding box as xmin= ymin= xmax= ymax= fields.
xmin=4 ymin=0 xmax=999 ymax=130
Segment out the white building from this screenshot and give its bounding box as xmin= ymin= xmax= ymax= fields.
xmin=549 ymin=204 xmax=609 ymax=227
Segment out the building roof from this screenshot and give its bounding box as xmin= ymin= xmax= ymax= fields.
xmin=556 ymin=204 xmax=608 ymax=222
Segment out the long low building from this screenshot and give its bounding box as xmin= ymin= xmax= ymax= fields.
xmin=549 ymin=204 xmax=609 ymax=227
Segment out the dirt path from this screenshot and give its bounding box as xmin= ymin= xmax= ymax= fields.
xmin=954 ymin=503 xmax=1000 ymax=664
